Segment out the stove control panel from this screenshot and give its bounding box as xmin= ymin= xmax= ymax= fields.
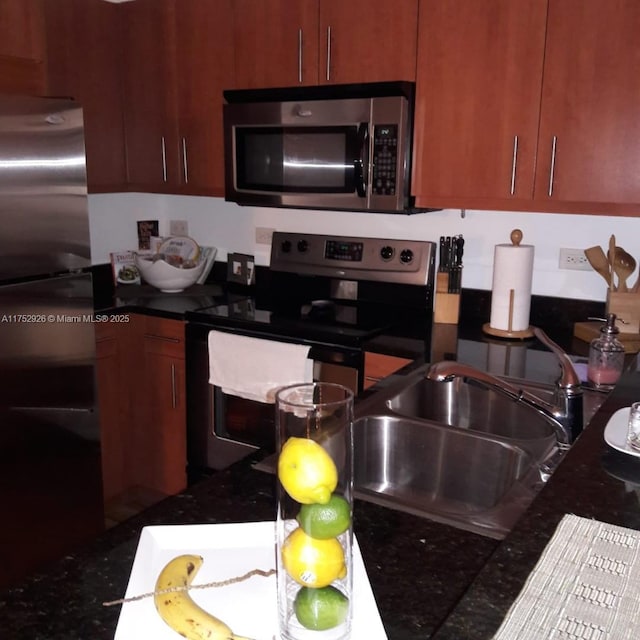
xmin=325 ymin=240 xmax=364 ymax=262
xmin=271 ymin=232 xmax=435 ymax=286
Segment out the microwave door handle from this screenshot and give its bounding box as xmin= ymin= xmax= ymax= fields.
xmin=355 ymin=123 xmax=368 ymax=198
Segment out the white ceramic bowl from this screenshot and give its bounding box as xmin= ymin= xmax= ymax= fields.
xmin=135 ymin=254 xmax=206 ymax=293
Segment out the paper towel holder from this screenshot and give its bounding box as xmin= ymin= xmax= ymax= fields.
xmin=482 ymin=229 xmax=535 ymax=340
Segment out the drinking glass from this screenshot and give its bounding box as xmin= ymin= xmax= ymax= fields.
xmin=275 ymin=382 xmax=354 ymax=640
xmin=627 ymin=402 xmax=640 ymax=451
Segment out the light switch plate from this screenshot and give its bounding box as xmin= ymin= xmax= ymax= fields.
xmin=169 ymin=220 xmax=189 ymax=237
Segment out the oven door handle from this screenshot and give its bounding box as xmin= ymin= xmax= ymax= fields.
xmin=355 ymin=123 xmax=368 ymax=198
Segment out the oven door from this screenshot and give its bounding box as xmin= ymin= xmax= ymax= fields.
xmin=186 ymin=324 xmax=362 ymax=473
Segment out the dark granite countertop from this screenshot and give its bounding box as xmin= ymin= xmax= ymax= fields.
xmin=433 ymin=371 xmax=640 ymax=639
xmin=0 ymin=450 xmax=498 ymax=640
xmin=2 ymin=371 xmax=640 ymax=639
xmin=9 ymin=264 xmax=629 ymax=637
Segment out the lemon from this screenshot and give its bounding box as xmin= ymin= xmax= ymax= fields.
xmin=294 ymin=586 xmax=349 ymax=631
xmin=278 ymin=437 xmax=338 ymax=505
xmin=297 ymin=494 xmax=351 ymax=539
xmin=281 ymin=527 xmax=346 ymax=588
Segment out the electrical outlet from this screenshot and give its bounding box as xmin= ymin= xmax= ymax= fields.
xmin=255 ymin=227 xmax=275 ymax=245
xmin=559 ymin=248 xmax=591 ymax=271
xmin=169 ymin=220 xmax=189 ymax=236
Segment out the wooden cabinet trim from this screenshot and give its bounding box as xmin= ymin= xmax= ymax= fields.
xmin=364 ymin=352 xmax=412 ymax=389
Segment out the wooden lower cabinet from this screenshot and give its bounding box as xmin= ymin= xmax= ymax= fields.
xmin=133 ymin=316 xmax=187 ymax=496
xmin=95 ymin=320 xmax=131 ymax=504
xmin=96 ymin=314 xmax=187 ymax=516
xmin=363 ymin=352 xmax=412 ymax=390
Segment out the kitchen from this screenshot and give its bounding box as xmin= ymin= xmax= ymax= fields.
xmin=2 ymin=0 xmax=640 ymax=638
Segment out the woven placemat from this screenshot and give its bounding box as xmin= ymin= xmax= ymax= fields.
xmin=493 ymin=514 xmax=640 ymax=639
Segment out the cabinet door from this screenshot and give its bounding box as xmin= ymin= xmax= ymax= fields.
xmin=133 ymin=317 xmax=187 ymax=496
xmin=363 ymin=352 xmax=412 ymax=390
xmin=319 ymin=0 xmax=418 ymax=84
xmin=0 ymin=0 xmax=45 ymax=94
xmin=95 ymin=321 xmax=134 ymax=503
xmin=44 ymin=0 xmax=126 ymax=191
xmin=534 ymin=0 xmax=640 ymax=205
xmin=140 ymin=351 xmax=187 ymax=495
xmin=121 ymin=0 xmax=179 ymax=190
xmin=232 ymin=0 xmax=319 ymax=88
xmin=0 ymin=0 xmax=44 ymax=61
xmin=412 ymin=0 xmax=546 ymax=205
xmin=175 ymin=0 xmax=234 ymax=194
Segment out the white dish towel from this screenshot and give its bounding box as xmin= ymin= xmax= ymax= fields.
xmin=208 ymin=330 xmax=313 ymax=403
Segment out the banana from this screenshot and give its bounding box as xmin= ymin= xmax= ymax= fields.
xmin=153 ymin=554 xmax=253 ymax=640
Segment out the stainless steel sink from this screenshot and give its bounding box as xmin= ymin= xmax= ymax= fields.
xmin=346 ymin=362 xmax=609 ymax=539
xmin=384 ymin=370 xmax=606 ymax=444
xmin=254 ymin=363 xmax=608 ymax=539
xmin=385 ymin=375 xmax=559 ymax=458
xmin=352 ymin=414 xmax=545 ymax=539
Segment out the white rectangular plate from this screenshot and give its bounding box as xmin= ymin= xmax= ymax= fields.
xmin=114 ymin=521 xmax=387 ymax=640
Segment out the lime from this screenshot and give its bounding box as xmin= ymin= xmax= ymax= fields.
xmin=297 ymin=494 xmax=351 ymax=539
xmin=281 ymin=527 xmax=347 ymax=588
xmin=278 ymin=437 xmax=338 ymax=505
xmin=294 ymin=585 xmax=349 ymax=631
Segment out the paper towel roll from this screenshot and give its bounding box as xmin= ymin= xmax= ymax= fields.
xmin=489 ymin=237 xmax=534 ymax=333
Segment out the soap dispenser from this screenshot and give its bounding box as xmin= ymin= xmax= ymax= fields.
xmin=587 ymin=313 xmax=625 ymax=389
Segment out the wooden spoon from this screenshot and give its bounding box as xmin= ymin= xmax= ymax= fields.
xmin=614 ymin=246 xmax=636 ymax=293
xmin=584 ymin=246 xmax=611 ymax=285
xmin=608 ymin=234 xmax=617 ymax=290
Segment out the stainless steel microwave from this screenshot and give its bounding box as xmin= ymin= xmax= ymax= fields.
xmin=223 ymin=82 xmax=425 ymax=214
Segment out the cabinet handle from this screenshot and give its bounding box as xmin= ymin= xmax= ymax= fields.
xmin=298 ymin=28 xmax=303 ymax=84
xmin=170 ymin=363 xmax=177 ymax=409
xmin=144 ymin=333 xmax=181 ymax=344
xmin=161 ymin=136 xmax=167 ymax=183
xmin=510 ymin=135 xmax=518 ymax=195
xmin=548 ymin=135 xmax=557 ymax=197
xmin=181 ymin=137 xmax=188 ymax=184
xmin=326 ymin=26 xmax=332 ymax=82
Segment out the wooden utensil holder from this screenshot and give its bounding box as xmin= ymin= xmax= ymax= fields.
xmin=433 ymin=272 xmax=460 ymax=324
xmin=607 ymin=291 xmax=640 ymax=334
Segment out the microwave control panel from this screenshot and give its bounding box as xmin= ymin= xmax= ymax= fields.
xmin=372 ymin=125 xmax=398 ymax=196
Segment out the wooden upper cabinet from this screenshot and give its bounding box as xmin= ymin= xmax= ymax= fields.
xmin=232 ymin=0 xmax=417 ymax=89
xmin=44 ymin=0 xmax=127 ymax=191
xmin=414 ymin=0 xmax=640 ymax=214
xmin=0 ymin=0 xmax=46 ymax=95
xmin=318 ymin=0 xmax=418 ymax=84
xmin=0 ymin=0 xmax=45 ymax=61
xmin=121 ymin=0 xmax=179 ymax=190
xmin=174 ymin=0 xmax=235 ymax=195
xmin=232 ymin=0 xmax=319 ymax=88
xmin=121 ymin=0 xmax=233 ymax=194
xmin=412 ymin=0 xmax=547 ymax=206
xmin=534 ymin=0 xmax=640 ymax=206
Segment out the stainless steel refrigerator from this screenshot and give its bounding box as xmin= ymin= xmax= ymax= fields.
xmin=0 ymin=95 xmax=103 ymax=590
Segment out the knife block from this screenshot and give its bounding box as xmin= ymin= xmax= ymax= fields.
xmin=607 ymin=291 xmax=640 ymax=333
xmin=433 ymin=272 xmax=460 ymax=324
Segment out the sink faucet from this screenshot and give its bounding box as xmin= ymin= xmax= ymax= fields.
xmin=426 ymin=327 xmax=583 ymax=445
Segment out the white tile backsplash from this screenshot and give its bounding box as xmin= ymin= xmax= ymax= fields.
xmin=88 ymin=192 xmax=640 ymax=303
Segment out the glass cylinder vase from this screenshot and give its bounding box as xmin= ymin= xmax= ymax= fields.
xmin=275 ymin=382 xmax=354 ymax=640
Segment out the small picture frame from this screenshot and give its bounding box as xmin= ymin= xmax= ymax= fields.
xmin=137 ymin=220 xmax=159 ymax=251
